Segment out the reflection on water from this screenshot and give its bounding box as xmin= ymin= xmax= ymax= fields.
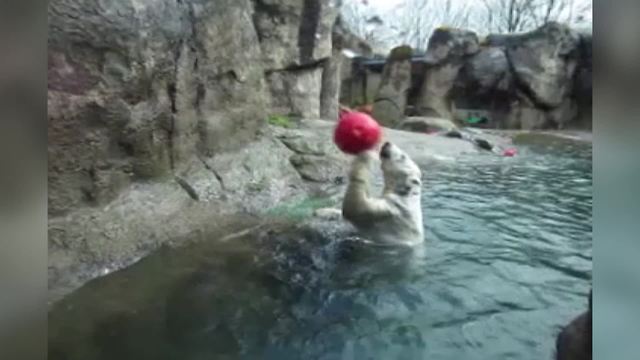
xmin=49 ymin=134 xmax=592 ymax=360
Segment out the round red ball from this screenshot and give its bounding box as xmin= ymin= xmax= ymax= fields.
xmin=503 ymin=148 xmax=517 ymax=157
xmin=334 ymin=111 xmax=382 ymax=154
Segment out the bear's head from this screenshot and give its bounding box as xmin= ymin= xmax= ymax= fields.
xmin=379 ymin=142 xmax=422 ymax=197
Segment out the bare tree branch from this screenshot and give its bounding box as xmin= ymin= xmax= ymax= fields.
xmin=384 ymin=0 xmax=473 ymax=52
xmin=478 ymin=0 xmax=591 ymax=34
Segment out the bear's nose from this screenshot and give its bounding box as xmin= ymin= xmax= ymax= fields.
xmin=380 ymin=142 xmax=391 ymax=158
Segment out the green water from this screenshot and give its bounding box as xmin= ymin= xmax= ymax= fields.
xmin=49 ymin=134 xmax=592 ymax=360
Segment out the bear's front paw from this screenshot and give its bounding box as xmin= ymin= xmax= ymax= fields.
xmin=355 ymin=149 xmax=379 ymax=164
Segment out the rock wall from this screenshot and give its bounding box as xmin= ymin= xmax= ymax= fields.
xmin=414 ymin=28 xmax=480 ymax=120
xmin=449 ymin=22 xmax=592 ymax=130
xmin=48 ymin=0 xmax=343 ymax=216
xmin=48 ymin=0 xmax=267 ymax=215
xmin=254 ymin=0 xmax=339 ymax=118
xmin=48 ymin=0 xmax=345 ymax=301
xmin=343 ymin=23 xmax=592 ymax=130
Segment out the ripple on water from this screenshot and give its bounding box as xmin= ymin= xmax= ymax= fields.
xmin=48 ymin=137 xmax=592 ymax=360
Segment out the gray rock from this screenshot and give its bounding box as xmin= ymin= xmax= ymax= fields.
xmin=372 ymin=46 xmax=413 ymax=127
xmin=415 ymin=62 xmax=464 ymax=119
xmin=473 ymin=138 xmax=493 ymax=151
xmin=415 ymin=28 xmax=479 ymax=119
xmin=48 ymin=136 xmax=305 ymax=303
xmin=464 ymin=47 xmax=510 ymax=92
xmin=548 ymin=98 xmax=579 ymax=129
xmin=290 ymin=154 xmax=344 ymax=183
xmin=253 ymin=0 xmax=340 ymax=70
xmin=267 ymin=67 xmax=323 ymax=118
xmin=399 ymin=117 xmax=458 ymax=133
xmin=506 ymin=22 xmax=581 ymax=108
xmin=48 ymin=0 xmax=268 ymax=215
xmin=450 ymin=23 xmax=589 ymax=130
xmin=425 ymin=27 xmax=480 ymax=64
xmin=279 ymin=135 xmax=329 ymax=155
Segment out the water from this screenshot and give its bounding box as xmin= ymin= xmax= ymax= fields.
xmin=48 ymin=134 xmax=592 ymax=360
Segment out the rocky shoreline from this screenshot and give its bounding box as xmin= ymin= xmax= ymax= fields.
xmin=48 ymin=119 xmax=482 ymax=304
xmin=49 ymin=115 xmax=594 ymax=304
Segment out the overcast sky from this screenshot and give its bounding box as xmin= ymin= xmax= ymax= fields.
xmin=362 ymin=0 xmax=592 ymax=24
xmin=341 ymin=0 xmax=592 ymax=53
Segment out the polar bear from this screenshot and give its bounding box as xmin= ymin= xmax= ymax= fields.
xmin=335 ymin=141 xmax=424 ymax=246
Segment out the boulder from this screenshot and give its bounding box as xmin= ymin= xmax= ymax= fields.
xmin=506 ymin=22 xmax=581 ymax=108
xmin=463 ymin=47 xmax=511 ymax=92
xmin=448 ymin=23 xmax=590 ymax=130
xmin=415 ymin=62 xmax=464 ymax=119
xmin=48 ymin=0 xmax=268 ymax=215
xmin=450 ymin=47 xmax=513 ymax=128
xmin=399 ymin=117 xmax=458 ymax=133
xmin=371 ymin=46 xmax=413 ymax=127
xmin=425 ymin=27 xmax=480 ymax=64
xmin=252 ymin=0 xmax=340 ymax=69
xmin=415 ymin=28 xmax=480 ymax=119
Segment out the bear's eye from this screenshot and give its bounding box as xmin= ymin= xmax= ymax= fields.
xmin=400 ymin=154 xmax=406 ymax=161
xmin=410 ymin=179 xmax=420 ymax=186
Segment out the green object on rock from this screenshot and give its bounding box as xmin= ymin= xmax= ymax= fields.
xmin=267 ymin=115 xmax=294 ymax=128
xmin=466 ymin=116 xmax=483 ymax=124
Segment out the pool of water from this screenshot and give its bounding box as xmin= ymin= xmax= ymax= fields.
xmin=48 ymin=134 xmax=592 ymax=360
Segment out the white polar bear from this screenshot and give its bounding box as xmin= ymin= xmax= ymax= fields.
xmin=338 ymin=141 xmax=424 ymax=246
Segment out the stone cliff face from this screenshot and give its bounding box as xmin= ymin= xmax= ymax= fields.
xmin=255 ymin=0 xmax=340 ymax=119
xmin=49 ymin=0 xmax=260 ymax=215
xmin=48 ymin=0 xmax=344 ymax=302
xmin=48 ymin=0 xmax=341 ymax=216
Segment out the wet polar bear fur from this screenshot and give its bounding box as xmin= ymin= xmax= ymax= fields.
xmin=340 ymin=141 xmax=424 ymax=246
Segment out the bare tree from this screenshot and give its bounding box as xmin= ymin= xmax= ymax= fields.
xmin=479 ymin=0 xmax=592 ymax=34
xmin=339 ymin=0 xmax=387 ymax=47
xmin=480 ymin=0 xmax=537 ymax=33
xmin=387 ymin=0 xmax=473 ymax=52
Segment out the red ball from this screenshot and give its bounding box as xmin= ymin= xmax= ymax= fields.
xmin=503 ymin=148 xmax=517 ymax=157
xmin=334 ymin=111 xmax=382 ymax=154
